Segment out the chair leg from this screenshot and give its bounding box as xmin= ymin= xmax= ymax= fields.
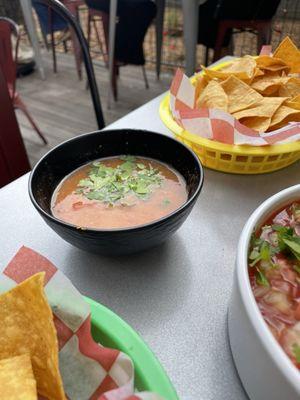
xmin=142 ymin=65 xmax=149 ymax=89
xmin=93 ymin=18 xmax=108 ymax=65
xmin=86 ymin=12 xmax=92 ymax=90
xmin=257 ymin=22 xmax=272 ymax=54
xmin=100 ymin=11 xmax=109 ymax=47
xmin=87 ymin=12 xmax=92 ymax=51
xmin=228 ymin=34 xmax=234 ymax=55
xmin=213 ymin=21 xmax=229 ymax=62
xmin=98 ymin=10 xmax=118 ymax=101
xmin=70 ymin=27 xmax=83 ymax=80
xmin=48 ymin=8 xmax=57 ymax=74
xmin=110 ymin=61 xmax=118 ymax=101
xmin=41 ymin=30 xmax=49 ymax=51
xmin=14 ymin=96 xmax=47 ymax=145
xmin=204 ymin=47 xmax=209 ymax=66
xmin=67 ymin=3 xmax=83 ymax=81
xmin=63 ymin=40 xmax=68 ymax=53
xmin=155 ymin=0 xmax=165 ymax=79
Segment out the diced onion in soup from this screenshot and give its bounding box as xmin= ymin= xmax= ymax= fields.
xmin=263 ymin=290 xmax=292 ymax=314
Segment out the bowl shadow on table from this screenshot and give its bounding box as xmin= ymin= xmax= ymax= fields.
xmin=225 ymin=314 xmax=249 ymax=399
xmin=202 ymin=161 xmax=300 ymax=242
xmin=205 ymin=309 xmax=249 ymax=400
xmin=65 ymin=234 xmax=191 ymax=326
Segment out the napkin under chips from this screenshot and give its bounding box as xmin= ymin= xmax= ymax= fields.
xmin=0 ymin=273 xmax=66 ymax=400
xmin=0 ymin=354 xmax=37 ymax=400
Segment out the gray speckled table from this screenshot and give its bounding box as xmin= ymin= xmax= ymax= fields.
xmin=1 ymin=93 xmax=300 ymax=400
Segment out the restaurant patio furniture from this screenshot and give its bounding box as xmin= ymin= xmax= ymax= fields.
xmin=86 ymin=2 xmax=153 ymax=101
xmin=32 ymin=0 xmax=88 ymax=79
xmin=0 ymin=64 xmax=30 ymax=187
xmin=19 ymin=0 xmax=46 ymax=79
xmin=0 ymin=17 xmax=47 ymax=143
xmin=106 ymin=0 xmax=207 ymax=107
xmin=33 ymin=0 xmax=105 ymax=129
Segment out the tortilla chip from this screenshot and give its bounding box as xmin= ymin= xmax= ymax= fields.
xmin=0 ymin=273 xmax=66 ymax=400
xmin=278 ymin=77 xmax=300 ymax=98
xmin=285 ymin=94 xmax=300 ymax=110
xmin=202 ymin=55 xmax=256 ymax=80
xmin=256 ymin=55 xmax=291 ymax=73
xmin=221 ymin=76 xmax=262 ymax=113
xmin=242 ymin=68 xmax=265 ymax=86
xmin=268 ymin=105 xmax=300 ymax=130
xmin=239 ymin=116 xmax=271 ymax=133
xmin=273 ymin=36 xmax=300 ymax=73
xmin=0 ymin=354 xmax=37 ymax=400
xmin=254 ymin=68 xmax=265 ymax=77
xmin=233 ymin=97 xmax=286 ymax=118
xmin=194 ymin=75 xmax=209 ymax=101
xmin=251 ymin=75 xmax=290 ymax=96
xmin=221 ymin=55 xmax=257 ymax=77
xmin=291 ymin=94 xmax=300 ymax=102
xmin=232 ymin=97 xmax=286 ymax=132
xmin=196 ymin=79 xmax=228 ymax=111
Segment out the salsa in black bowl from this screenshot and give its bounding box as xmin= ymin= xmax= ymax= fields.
xmin=29 ymin=129 xmax=203 ymax=255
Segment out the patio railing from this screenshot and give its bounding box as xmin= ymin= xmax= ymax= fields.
xmin=13 ymin=0 xmax=300 ymax=74
xmin=143 ymin=0 xmax=300 ymax=72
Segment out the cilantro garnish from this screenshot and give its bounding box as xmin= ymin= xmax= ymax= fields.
xmin=256 ymin=269 xmax=269 ymax=287
xmin=249 ymin=218 xmax=300 ymax=284
xmin=77 ymin=157 xmax=163 ymax=206
xmin=162 ymin=198 xmax=171 ymax=207
xmin=282 ymin=237 xmax=300 ymax=259
xmin=272 ymin=225 xmax=300 ymax=262
xmin=292 ymin=343 xmax=300 ymax=363
xmin=248 ymin=237 xmax=277 ymax=268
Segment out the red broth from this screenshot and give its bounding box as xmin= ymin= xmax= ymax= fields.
xmin=51 ymin=156 xmax=188 ymax=229
xmin=248 ymin=201 xmax=300 ymax=370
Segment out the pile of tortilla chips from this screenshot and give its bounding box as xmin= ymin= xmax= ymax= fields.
xmin=0 ymin=273 xmax=66 ymax=400
xmin=195 ymin=37 xmax=300 ymax=133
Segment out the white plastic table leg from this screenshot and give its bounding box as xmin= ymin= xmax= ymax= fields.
xmin=155 ymin=0 xmax=165 ymax=79
xmin=107 ymin=0 xmax=117 ymax=107
xmin=182 ymin=0 xmax=200 ymax=77
xmin=19 ymin=0 xmax=45 ymax=80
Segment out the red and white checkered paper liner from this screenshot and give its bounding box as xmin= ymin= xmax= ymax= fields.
xmin=0 ymin=247 xmax=164 ymax=400
xmin=170 ymin=69 xmax=300 ymax=146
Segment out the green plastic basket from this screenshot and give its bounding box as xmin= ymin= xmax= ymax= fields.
xmin=86 ymin=296 xmax=178 ymax=400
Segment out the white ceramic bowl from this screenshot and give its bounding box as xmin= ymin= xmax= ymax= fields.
xmin=228 ymin=184 xmax=300 ymax=400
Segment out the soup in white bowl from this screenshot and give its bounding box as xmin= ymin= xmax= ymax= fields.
xmin=228 ymin=185 xmax=300 ymax=400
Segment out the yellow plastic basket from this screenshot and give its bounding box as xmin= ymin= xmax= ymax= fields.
xmin=159 ymin=61 xmax=300 ymax=174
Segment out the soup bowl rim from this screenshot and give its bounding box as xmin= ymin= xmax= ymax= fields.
xmin=28 ymin=129 xmax=204 ymax=233
xmin=236 ymin=183 xmax=300 ymax=393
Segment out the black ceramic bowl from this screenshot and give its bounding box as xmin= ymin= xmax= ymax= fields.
xmin=29 ymin=129 xmax=203 ymax=255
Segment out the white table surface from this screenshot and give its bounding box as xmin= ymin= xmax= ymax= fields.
xmin=1 ymin=92 xmax=300 ymax=399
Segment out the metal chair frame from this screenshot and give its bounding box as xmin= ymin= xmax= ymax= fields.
xmin=34 ymin=0 xmax=105 ymax=129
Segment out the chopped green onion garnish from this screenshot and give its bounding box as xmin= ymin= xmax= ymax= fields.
xmin=76 ymin=157 xmax=163 ymax=206
xmin=256 ymin=269 xmax=269 ymax=287
xmin=292 ymin=343 xmax=300 ymax=363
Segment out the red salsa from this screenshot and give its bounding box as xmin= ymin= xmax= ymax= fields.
xmin=248 ymin=202 xmax=300 ymax=370
xmin=51 ymin=156 xmax=187 ymax=229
